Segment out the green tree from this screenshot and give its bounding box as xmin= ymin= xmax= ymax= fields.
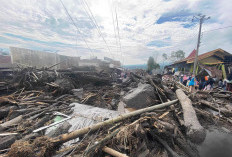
xmin=162 ymin=53 xmax=168 ymax=60
xmin=162 ymin=53 xmax=168 ymax=70
xmin=147 ymin=56 xmax=160 ymax=73
xmin=171 ymin=50 xmax=185 ymax=62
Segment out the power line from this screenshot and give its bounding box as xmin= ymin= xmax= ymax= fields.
xmin=203 ymin=25 xmax=232 ymax=33
xmin=81 ymin=0 xmax=114 ymax=58
xmin=59 ymin=0 xmax=94 ymax=56
xmin=115 ymin=7 xmax=123 ymax=64
xmin=110 ymin=0 xmax=119 ymax=55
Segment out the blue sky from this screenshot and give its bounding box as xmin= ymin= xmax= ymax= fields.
xmin=0 ymin=0 xmax=231 ymax=65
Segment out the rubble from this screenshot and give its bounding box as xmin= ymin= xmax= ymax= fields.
xmin=0 ymin=67 xmax=232 ymax=157
xmin=123 ymin=83 xmax=157 ymax=109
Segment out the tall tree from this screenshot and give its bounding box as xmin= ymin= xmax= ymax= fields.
xmin=171 ymin=50 xmax=185 ymax=62
xmin=147 ymin=56 xmax=160 ymax=73
xmin=162 ymin=53 xmax=168 ymax=61
xmin=162 ymin=53 xmax=168 ymax=70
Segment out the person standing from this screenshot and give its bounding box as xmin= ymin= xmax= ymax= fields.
xmin=218 ymin=79 xmax=223 ymax=88
xmin=183 ymin=75 xmax=188 ymax=86
xmin=180 ymin=75 xmax=183 ymax=83
xmin=189 ymin=75 xmax=196 ymax=93
xmin=208 ymin=77 xmax=215 ymax=90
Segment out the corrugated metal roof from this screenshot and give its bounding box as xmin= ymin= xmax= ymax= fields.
xmin=45 ymin=103 xmax=119 ymax=146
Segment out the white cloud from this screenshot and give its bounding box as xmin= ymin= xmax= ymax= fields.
xmin=0 ymin=0 xmax=231 ymax=65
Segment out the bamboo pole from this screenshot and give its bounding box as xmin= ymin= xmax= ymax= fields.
xmin=52 ymin=99 xmax=178 ymax=144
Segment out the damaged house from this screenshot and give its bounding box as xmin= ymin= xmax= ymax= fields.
xmin=165 ymin=48 xmax=232 ymax=79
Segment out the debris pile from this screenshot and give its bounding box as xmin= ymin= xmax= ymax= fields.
xmin=0 ymin=68 xmax=232 ymax=157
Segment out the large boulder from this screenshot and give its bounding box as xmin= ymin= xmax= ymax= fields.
xmin=123 ymin=83 xmax=156 ymax=109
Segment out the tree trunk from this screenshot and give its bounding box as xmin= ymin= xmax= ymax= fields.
xmin=200 ymin=100 xmax=232 ymax=117
xmin=0 ymin=115 xmax=23 ymax=131
xmin=102 ymin=146 xmax=129 ymax=157
xmin=176 ymin=89 xmax=206 ymax=143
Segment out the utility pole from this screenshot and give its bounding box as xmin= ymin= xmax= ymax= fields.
xmin=192 ymin=14 xmax=210 ymax=76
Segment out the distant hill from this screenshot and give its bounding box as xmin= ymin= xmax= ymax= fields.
xmin=123 ymin=62 xmax=171 ymax=70
xmin=123 ymin=64 xmax=147 ymax=70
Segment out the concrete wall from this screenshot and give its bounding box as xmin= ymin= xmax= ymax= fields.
xmin=78 ymin=59 xmax=101 ymax=67
xmin=10 ymin=47 xmax=57 ymax=69
xmin=59 ymin=55 xmax=80 ymax=69
xmin=0 ymin=55 xmax=13 ymax=68
xmin=10 ymin=47 xmax=81 ymax=69
xmin=10 ymin=47 xmax=119 ymax=69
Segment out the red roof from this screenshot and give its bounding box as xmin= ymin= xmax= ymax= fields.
xmin=172 ymin=48 xmax=231 ymax=65
xmin=187 ymin=48 xmax=231 ymax=63
xmin=186 ymin=49 xmax=196 ymax=60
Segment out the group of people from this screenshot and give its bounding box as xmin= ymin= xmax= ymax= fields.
xmin=179 ymin=74 xmax=217 ymax=92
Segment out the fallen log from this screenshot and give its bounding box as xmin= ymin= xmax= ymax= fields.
xmin=0 ymin=107 xmax=11 ymax=120
xmin=153 ymin=134 xmax=180 ymax=157
xmin=0 ymin=136 xmax=16 ymax=150
xmin=213 ymin=93 xmax=230 ymax=98
xmin=175 ymin=137 xmax=199 ymax=157
xmin=200 ymin=100 xmax=232 ymax=117
xmin=52 ymin=99 xmax=178 ymax=144
xmin=148 ymin=76 xmax=165 ymax=95
xmin=176 ymin=89 xmax=206 ymax=143
xmin=102 ymin=146 xmax=129 ymax=157
xmin=84 ymin=128 xmax=120 ymax=155
xmin=0 ymin=115 xmax=23 ymax=131
xmin=174 ymin=81 xmax=189 ymax=93
xmin=7 ymin=108 xmax=34 ymax=120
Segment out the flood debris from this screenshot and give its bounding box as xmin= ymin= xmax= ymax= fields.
xmin=0 ymin=67 xmax=231 ymax=157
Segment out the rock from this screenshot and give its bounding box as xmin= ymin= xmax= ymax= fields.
xmin=123 ymin=83 xmax=156 ymax=109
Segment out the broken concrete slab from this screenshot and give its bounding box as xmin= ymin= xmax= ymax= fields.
xmin=123 ymin=83 xmax=157 ymax=109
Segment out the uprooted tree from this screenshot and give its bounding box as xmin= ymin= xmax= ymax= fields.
xmin=147 ymin=56 xmax=160 ymax=73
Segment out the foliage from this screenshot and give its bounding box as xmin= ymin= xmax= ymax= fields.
xmin=147 ymin=56 xmax=160 ymax=73
xmin=162 ymin=53 xmax=168 ymax=61
xmin=171 ymin=50 xmax=185 ymax=62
